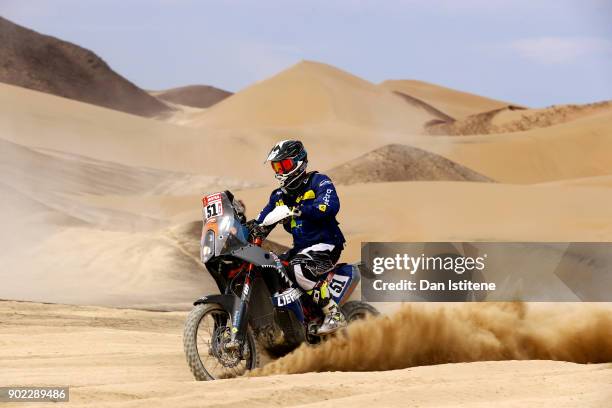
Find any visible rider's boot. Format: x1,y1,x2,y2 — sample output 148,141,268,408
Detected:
319,299,347,335
307,280,347,335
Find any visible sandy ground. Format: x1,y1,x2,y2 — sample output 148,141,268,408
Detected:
1,301,610,408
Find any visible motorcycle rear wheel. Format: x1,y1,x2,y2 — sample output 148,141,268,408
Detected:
183,303,259,380
342,300,380,322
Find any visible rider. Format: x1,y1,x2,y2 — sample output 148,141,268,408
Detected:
250,140,347,335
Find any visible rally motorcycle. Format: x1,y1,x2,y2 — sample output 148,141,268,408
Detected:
183,191,378,380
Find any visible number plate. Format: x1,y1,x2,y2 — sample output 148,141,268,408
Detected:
328,274,350,298
203,193,224,219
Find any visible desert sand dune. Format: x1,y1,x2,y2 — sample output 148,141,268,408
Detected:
0,137,254,204
0,181,86,262
9,177,612,308
537,174,612,188
0,17,170,117
0,83,271,182
0,223,213,309
327,144,491,184
187,61,439,132
7,75,610,189
76,173,612,268
0,136,257,231
0,83,428,185
380,79,515,119
0,135,251,308
0,180,84,226
391,89,456,123
428,100,612,135
153,85,232,108
409,109,612,183
156,101,209,126
1,137,197,197
0,144,264,310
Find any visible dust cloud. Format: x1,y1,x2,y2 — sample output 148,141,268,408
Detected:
251,303,612,376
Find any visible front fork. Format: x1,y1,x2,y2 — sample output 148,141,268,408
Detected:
227,237,262,349
228,263,254,348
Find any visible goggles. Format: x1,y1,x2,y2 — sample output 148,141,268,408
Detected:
271,158,297,175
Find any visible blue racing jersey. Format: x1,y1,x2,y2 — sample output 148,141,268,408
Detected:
256,172,346,250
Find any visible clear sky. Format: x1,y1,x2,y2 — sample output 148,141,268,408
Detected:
2,0,611,107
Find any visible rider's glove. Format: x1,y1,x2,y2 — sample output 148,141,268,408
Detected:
290,206,302,217
246,219,270,241
280,206,301,228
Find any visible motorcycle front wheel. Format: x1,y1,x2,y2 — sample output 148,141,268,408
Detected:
183,303,259,380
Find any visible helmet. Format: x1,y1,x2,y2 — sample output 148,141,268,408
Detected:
266,140,308,190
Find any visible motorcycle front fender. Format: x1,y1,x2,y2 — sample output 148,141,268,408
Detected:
193,293,239,310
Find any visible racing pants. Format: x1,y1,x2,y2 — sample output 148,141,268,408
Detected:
283,243,342,307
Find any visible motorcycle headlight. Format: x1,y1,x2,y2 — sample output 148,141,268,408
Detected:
201,229,215,263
